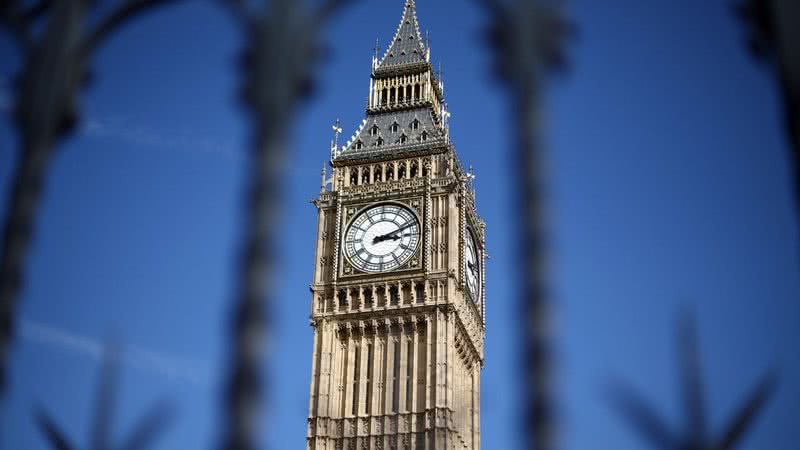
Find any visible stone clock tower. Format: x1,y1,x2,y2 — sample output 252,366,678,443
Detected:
307,2,486,449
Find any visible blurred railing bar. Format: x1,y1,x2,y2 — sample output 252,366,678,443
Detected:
216,1,350,449
0,0,179,399
738,0,800,229
36,343,175,450
610,314,778,450
476,0,569,449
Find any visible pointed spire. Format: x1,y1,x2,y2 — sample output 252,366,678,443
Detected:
375,0,429,70
372,38,380,70
333,0,450,162
425,30,431,61
320,163,328,193
330,118,342,160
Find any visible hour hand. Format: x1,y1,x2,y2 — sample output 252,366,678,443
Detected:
373,224,414,244
372,232,397,244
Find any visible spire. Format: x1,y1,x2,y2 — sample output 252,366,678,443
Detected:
372,38,380,70
320,163,328,193
333,0,449,162
330,119,342,160
375,0,429,70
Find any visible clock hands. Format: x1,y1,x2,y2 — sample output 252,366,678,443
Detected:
373,222,416,244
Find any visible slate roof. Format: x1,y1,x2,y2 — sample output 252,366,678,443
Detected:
334,108,446,162
332,1,447,163
375,0,429,70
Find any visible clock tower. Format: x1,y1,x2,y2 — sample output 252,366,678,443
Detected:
307,2,486,449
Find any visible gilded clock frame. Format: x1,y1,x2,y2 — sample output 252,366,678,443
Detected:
338,197,426,279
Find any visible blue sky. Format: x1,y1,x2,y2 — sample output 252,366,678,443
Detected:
1,0,799,449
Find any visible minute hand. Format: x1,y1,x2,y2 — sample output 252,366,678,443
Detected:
374,223,415,244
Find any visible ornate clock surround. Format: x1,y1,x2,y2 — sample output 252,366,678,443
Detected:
339,196,426,278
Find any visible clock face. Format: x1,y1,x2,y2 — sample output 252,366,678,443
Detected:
344,204,420,273
465,228,480,303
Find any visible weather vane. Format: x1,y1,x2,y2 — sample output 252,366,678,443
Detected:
467,165,476,185
330,118,342,155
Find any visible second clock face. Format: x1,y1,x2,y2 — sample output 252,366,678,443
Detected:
465,228,481,303
344,204,420,273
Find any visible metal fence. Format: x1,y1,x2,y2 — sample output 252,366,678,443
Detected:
1,0,795,449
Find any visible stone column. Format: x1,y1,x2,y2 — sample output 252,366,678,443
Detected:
358,322,368,417
308,320,321,416
446,311,455,411
328,327,342,418
398,319,409,415
318,321,332,418
370,321,381,417
343,324,355,419
331,326,343,419
386,331,397,415
410,318,420,449
424,316,433,449
472,361,481,450
396,280,403,306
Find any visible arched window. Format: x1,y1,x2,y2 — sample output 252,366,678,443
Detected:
352,344,361,415
381,88,388,106
400,134,408,144
414,84,421,100
362,169,369,185
410,119,420,130
421,131,428,141
398,162,406,179
391,122,399,133
355,140,364,150
405,339,413,410
374,165,383,182
386,164,395,181
364,288,374,308
406,85,412,101
390,88,396,104
370,125,379,136
350,168,358,185
365,343,374,412
376,137,384,147
392,339,400,412
410,161,418,177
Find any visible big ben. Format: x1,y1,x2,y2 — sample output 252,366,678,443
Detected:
306,2,486,449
